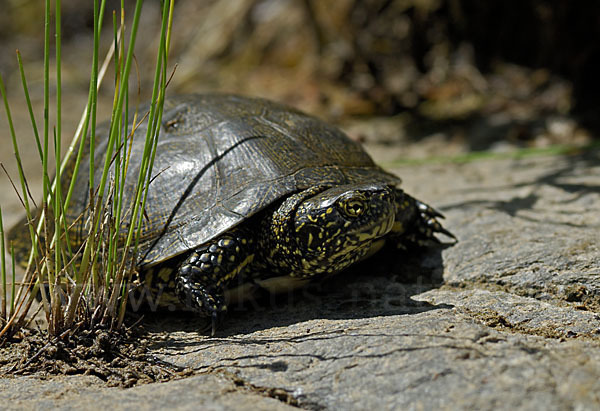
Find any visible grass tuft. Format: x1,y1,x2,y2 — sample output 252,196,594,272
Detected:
0,0,175,344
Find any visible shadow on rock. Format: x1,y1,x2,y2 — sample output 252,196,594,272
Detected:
441,147,600,228
141,244,453,338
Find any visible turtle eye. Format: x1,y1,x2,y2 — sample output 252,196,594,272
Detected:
338,195,368,218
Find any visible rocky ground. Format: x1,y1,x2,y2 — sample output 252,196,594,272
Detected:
1,1,599,408
1,142,598,410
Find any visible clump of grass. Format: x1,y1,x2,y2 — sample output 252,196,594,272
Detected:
0,0,175,343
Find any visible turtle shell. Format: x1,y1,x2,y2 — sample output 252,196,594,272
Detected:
66,94,400,267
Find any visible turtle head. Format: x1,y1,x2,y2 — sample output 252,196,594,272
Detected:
286,183,396,276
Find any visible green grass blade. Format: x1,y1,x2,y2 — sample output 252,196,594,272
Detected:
0,206,6,321
0,72,39,309
129,0,172,252
115,0,175,327
10,243,16,317
62,0,108,328
16,51,43,163
52,0,64,334
0,74,35,224
43,0,50,203
75,0,144,322
94,0,143,225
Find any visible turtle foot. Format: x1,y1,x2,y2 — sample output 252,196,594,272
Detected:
415,200,457,244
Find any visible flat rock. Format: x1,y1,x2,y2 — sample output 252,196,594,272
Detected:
2,148,599,410
0,374,296,410
425,152,600,305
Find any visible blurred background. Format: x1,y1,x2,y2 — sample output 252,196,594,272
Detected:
0,0,598,178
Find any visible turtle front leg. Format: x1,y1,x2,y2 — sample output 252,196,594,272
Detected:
391,188,456,247
175,228,255,335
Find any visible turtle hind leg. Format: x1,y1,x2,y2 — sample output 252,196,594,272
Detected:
391,189,456,248
175,228,255,335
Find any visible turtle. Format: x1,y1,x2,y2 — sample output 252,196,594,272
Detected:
10,94,454,333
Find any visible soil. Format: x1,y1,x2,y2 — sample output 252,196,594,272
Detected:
0,325,192,388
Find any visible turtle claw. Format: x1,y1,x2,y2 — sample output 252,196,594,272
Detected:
416,200,445,219
211,311,220,336
423,215,457,242
415,200,456,243
435,223,457,242
198,308,224,336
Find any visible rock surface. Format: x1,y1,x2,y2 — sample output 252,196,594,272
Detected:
1,148,599,410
